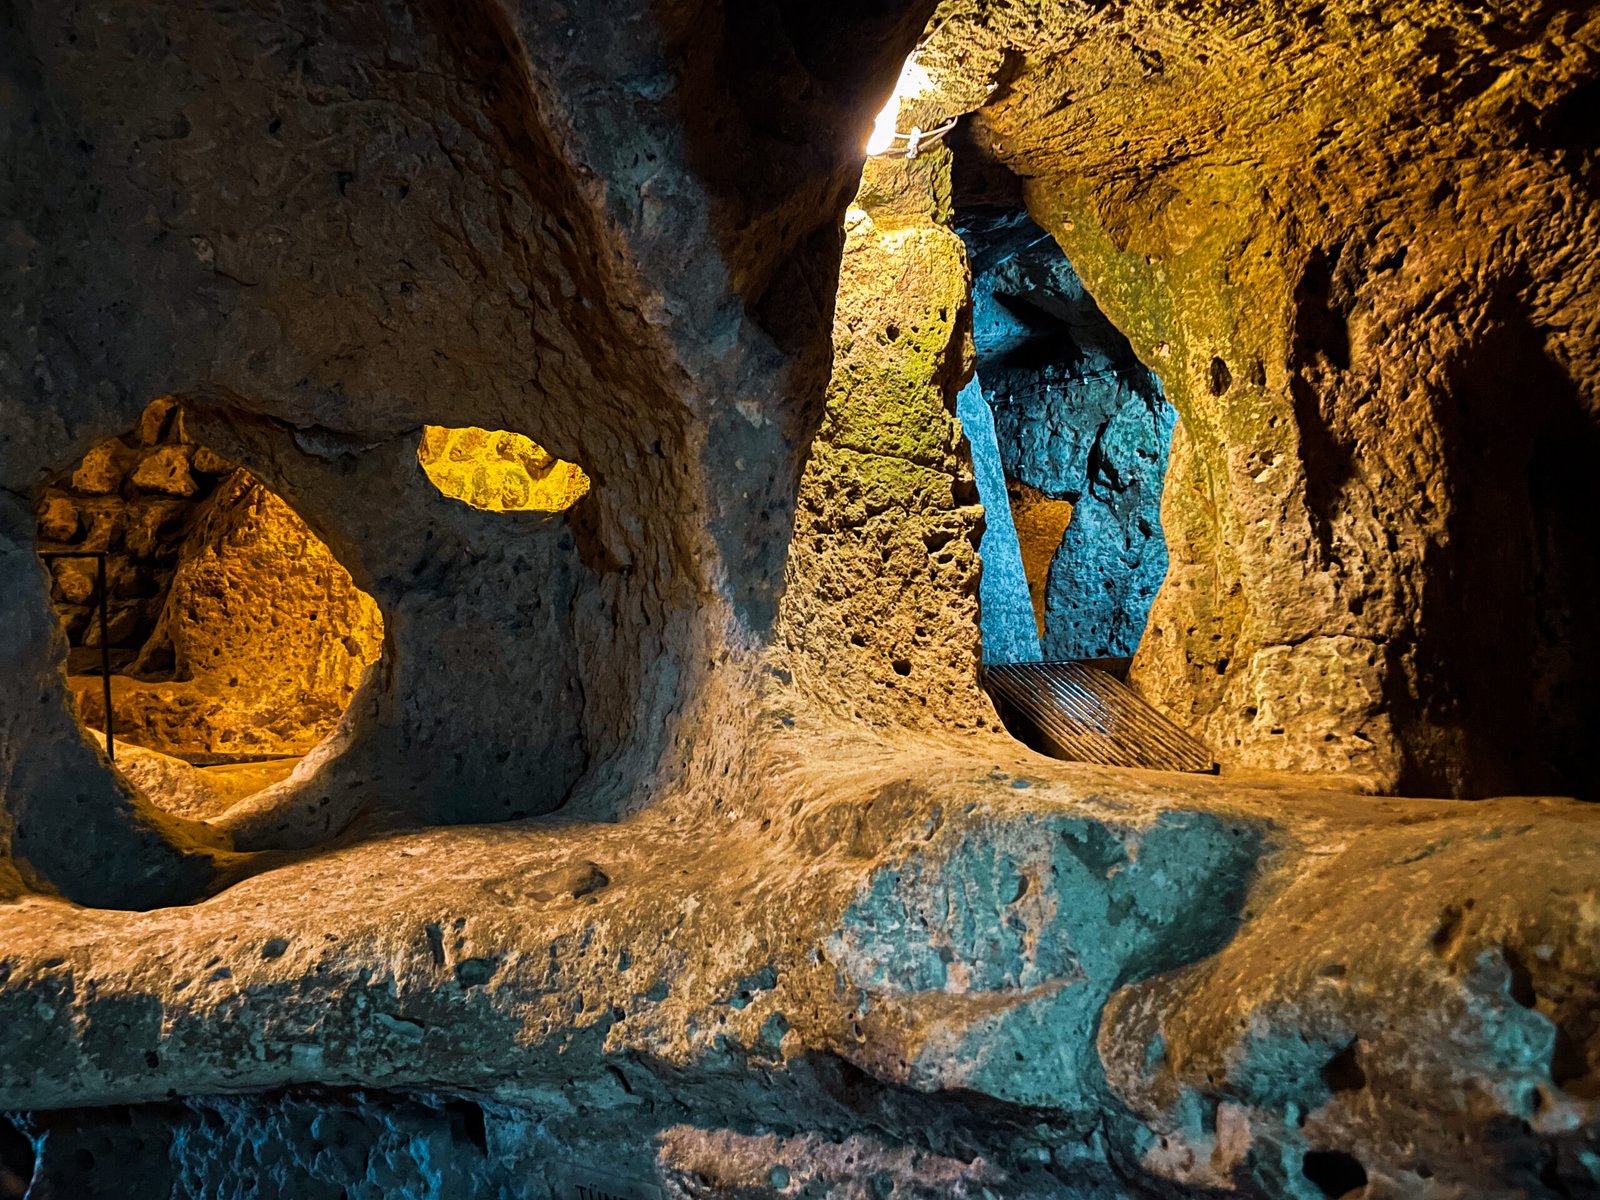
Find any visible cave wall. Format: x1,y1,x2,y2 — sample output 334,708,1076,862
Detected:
773,151,994,731
919,0,1600,797
0,0,937,901
3,3,1600,1199
962,213,1176,663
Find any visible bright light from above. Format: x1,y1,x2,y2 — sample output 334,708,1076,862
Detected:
866,56,935,156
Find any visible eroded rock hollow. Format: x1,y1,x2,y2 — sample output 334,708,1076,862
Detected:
2,1,1598,1197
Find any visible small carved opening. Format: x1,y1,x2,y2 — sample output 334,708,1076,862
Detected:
418,426,590,513
34,398,384,821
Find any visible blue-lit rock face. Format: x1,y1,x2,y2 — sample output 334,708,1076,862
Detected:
961,211,1177,661
956,377,1043,665
828,808,1262,1112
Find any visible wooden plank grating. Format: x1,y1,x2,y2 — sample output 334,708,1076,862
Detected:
984,660,1217,774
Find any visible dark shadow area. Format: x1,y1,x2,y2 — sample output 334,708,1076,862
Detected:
1406,300,1600,800
1519,75,1600,198
1302,1149,1368,1198
0,1118,33,1200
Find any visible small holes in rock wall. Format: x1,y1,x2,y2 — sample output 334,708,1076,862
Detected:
1302,1149,1368,1198
1209,355,1233,395
418,426,589,513
1501,945,1538,1008
1321,1039,1368,1093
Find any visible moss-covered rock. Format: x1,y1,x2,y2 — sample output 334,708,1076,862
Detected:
775,148,992,730
919,0,1600,797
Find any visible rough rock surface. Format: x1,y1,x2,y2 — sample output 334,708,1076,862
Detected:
33,398,240,668
774,151,992,730
71,470,384,760
963,213,1175,661
922,0,1600,797
1,0,936,901
417,425,591,513
2,1,1599,1198
957,377,1042,665
79,734,298,823
1,735,1597,1198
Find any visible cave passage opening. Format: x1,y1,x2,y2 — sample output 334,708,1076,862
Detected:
846,44,1205,771
33,398,385,822
955,207,1178,675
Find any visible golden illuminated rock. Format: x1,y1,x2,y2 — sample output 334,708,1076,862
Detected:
1006,481,1074,637
70,443,122,495
73,470,384,759
418,425,590,513
129,444,198,497
36,496,79,542
133,396,178,446
50,559,95,605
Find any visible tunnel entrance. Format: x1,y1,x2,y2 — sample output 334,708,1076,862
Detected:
955,208,1177,672
948,205,1209,772
34,398,384,821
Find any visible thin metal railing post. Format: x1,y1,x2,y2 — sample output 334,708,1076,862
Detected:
38,550,116,763
95,552,114,763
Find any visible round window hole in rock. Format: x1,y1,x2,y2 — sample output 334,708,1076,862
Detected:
34,398,385,823
418,425,590,513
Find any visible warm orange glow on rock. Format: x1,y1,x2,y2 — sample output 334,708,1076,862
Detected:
1007,482,1074,638
38,399,386,770
418,426,590,513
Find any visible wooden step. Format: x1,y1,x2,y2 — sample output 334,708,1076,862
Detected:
984,660,1217,774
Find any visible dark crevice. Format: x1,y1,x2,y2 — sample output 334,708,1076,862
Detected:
1302,1149,1368,1197
1321,1039,1367,1093
1501,946,1538,1009
444,1100,488,1156
0,1119,32,1200
1288,245,1358,566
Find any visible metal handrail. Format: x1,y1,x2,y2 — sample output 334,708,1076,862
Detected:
38,551,115,762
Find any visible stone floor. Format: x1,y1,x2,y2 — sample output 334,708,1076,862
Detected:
2,724,1594,1196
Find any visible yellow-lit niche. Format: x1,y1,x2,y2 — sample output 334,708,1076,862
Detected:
418,426,590,513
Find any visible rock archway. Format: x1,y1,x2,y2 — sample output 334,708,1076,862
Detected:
36,400,385,821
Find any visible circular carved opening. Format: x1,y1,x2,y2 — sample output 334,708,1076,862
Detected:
33,398,384,821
